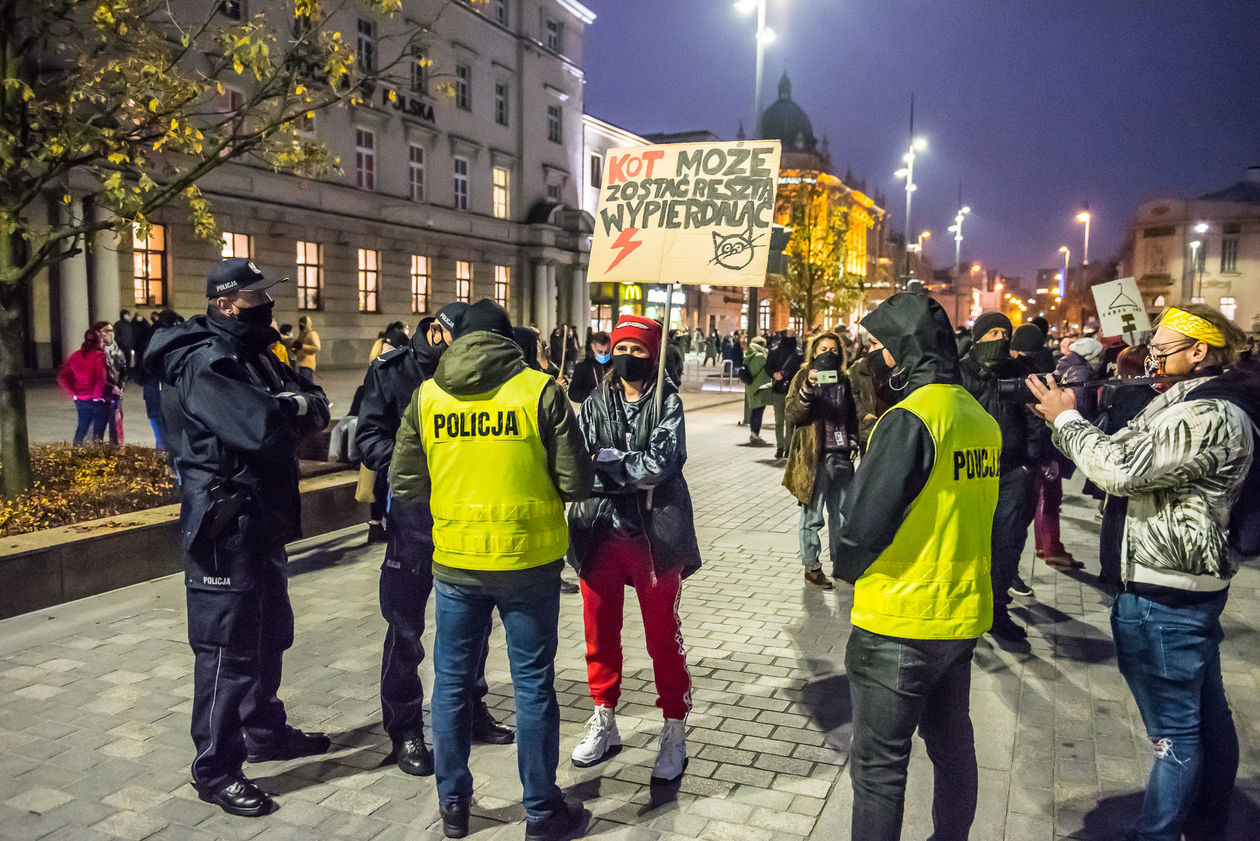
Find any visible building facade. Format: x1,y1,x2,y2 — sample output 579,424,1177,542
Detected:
1123,167,1260,336
27,0,597,368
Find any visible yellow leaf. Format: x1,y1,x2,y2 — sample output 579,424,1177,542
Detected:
62,193,71,204
148,98,159,112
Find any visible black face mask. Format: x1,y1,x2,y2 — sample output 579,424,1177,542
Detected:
612,353,654,383
814,350,841,371
237,300,275,328
970,339,1010,369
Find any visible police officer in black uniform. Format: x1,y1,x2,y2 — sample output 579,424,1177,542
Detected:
146,258,332,817
355,302,514,778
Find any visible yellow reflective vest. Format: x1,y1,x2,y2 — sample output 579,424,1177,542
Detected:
418,368,568,571
851,383,1002,640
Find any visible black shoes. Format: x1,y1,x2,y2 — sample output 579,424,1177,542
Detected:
472,703,516,745
525,796,590,841
368,521,388,544
245,726,332,763
394,733,434,776
559,577,581,595
1008,576,1035,597
439,798,470,838
990,612,1029,644
197,777,274,817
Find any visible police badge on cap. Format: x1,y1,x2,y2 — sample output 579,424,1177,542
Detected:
205,258,288,299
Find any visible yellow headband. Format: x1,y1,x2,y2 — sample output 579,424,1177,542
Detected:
1160,307,1226,347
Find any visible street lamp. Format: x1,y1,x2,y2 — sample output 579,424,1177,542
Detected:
894,137,927,283
1058,246,1070,298
1076,211,1091,266
947,206,970,281
916,230,931,253
735,0,775,135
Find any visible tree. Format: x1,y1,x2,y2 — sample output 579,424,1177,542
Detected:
772,172,865,331
0,0,454,495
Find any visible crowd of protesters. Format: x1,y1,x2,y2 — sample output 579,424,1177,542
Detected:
103,255,1259,841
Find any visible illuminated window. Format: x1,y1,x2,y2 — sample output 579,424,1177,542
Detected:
758,299,771,331
221,231,250,258
455,260,472,302
455,64,470,110
358,248,380,312
409,145,425,202
790,316,804,334
356,129,375,190
132,224,166,306
494,81,509,126
453,157,469,210
492,166,510,219
493,265,510,307
1219,296,1237,320
296,241,321,310
410,255,430,313
546,104,562,144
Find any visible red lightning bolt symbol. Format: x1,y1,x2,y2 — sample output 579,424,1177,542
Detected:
606,227,643,273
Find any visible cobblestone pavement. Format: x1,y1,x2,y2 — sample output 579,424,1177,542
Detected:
2,399,1258,841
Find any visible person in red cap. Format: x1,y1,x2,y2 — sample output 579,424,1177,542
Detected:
566,314,701,784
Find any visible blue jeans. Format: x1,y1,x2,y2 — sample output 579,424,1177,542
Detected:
73,399,109,445
432,576,563,819
846,627,978,841
800,453,853,568
1111,589,1237,841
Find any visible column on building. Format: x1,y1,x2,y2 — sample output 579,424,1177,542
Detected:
545,263,558,335
532,261,550,331
59,199,91,360
90,204,121,323
570,266,589,334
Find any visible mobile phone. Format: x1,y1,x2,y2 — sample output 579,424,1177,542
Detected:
815,369,838,384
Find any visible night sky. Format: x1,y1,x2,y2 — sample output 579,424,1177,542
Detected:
581,0,1260,289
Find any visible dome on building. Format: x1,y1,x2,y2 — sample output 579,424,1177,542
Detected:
757,72,817,155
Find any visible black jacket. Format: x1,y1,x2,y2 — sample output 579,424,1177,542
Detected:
569,356,612,405
832,293,959,584
567,379,702,580
958,354,1043,471
145,309,330,551
767,335,803,394
355,317,442,473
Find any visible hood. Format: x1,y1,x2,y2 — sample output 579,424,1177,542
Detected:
434,331,527,396
145,309,278,384
409,316,442,378
1188,367,1260,425
860,293,959,392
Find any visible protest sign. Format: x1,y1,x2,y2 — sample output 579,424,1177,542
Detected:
1090,277,1151,344
590,140,782,288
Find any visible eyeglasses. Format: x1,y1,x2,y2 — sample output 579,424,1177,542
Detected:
1147,339,1195,359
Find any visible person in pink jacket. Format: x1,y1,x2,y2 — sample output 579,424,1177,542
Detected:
57,329,109,445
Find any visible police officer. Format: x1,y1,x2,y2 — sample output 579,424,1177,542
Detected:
830,293,1002,841
354,303,514,779
145,258,332,817
390,299,594,841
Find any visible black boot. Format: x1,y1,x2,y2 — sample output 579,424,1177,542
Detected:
245,725,331,763
393,732,434,776
197,777,274,817
439,798,470,838
471,702,515,745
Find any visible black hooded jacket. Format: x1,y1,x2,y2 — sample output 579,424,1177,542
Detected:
355,317,443,473
145,308,330,551
958,353,1044,472
832,293,961,584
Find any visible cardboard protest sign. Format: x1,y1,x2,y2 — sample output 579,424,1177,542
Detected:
1091,277,1151,343
590,140,782,288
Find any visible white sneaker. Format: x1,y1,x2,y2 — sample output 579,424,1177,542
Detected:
749,432,764,444
571,706,620,768
651,718,688,782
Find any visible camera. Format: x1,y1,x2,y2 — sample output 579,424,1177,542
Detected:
997,377,1037,403
815,369,838,384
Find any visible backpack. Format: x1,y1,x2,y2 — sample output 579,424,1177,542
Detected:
738,365,753,385
1188,371,1260,557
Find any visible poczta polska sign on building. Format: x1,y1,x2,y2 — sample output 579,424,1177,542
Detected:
590,141,783,290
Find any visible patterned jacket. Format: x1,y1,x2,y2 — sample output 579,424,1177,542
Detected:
1051,376,1254,591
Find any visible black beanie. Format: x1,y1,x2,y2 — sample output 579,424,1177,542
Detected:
456,298,513,339
971,311,1013,341
1011,324,1045,353
1030,316,1050,336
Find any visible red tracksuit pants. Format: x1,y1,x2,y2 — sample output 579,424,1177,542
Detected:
579,536,692,720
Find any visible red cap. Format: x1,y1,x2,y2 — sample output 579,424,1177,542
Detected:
610,315,662,360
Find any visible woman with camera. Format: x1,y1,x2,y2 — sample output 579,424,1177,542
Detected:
783,332,858,590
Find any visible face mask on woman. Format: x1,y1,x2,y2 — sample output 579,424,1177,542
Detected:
612,353,654,383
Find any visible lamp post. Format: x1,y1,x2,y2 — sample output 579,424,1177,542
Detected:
1192,222,1208,300
894,136,926,285
1058,246,1070,299
947,206,970,282
735,0,775,335
1076,211,1091,266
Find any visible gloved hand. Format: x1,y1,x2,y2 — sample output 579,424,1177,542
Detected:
277,391,311,417
1042,460,1061,482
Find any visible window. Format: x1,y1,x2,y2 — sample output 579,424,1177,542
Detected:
790,316,804,335
221,231,251,258
409,145,425,202
222,86,246,114
358,248,380,312
356,18,376,73
355,128,375,190
295,241,322,310
544,17,562,52
132,224,166,306
1193,242,1207,273
410,47,428,94
493,265,510,307
492,166,510,219
455,260,472,302
410,255,430,313
494,0,508,25
546,104,562,144
546,182,561,201
589,153,602,189
494,82,509,126
1219,296,1237,321
455,64,470,110
1221,237,1238,273
453,157,469,210
758,299,771,331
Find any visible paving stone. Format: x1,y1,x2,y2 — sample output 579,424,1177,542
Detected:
88,810,168,841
